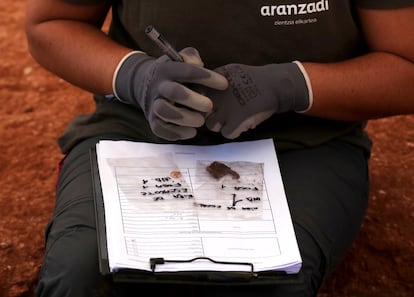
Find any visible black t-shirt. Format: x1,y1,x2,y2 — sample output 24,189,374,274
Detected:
58,0,414,154
110,1,362,66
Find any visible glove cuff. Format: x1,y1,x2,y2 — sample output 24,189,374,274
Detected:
292,61,313,113
112,50,146,103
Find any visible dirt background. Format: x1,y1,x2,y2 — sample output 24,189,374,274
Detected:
1,1,413,297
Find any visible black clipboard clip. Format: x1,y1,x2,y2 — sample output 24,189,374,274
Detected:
150,257,257,282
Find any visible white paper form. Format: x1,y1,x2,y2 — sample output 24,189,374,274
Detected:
96,139,302,274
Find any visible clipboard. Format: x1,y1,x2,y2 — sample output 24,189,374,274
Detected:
89,146,303,286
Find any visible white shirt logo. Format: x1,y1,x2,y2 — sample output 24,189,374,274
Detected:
261,0,329,16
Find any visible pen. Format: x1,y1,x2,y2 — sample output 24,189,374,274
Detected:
145,25,184,62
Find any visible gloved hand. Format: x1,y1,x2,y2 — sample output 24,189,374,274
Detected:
113,47,228,140
205,62,313,139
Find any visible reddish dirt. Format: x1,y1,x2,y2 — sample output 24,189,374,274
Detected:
1,1,413,296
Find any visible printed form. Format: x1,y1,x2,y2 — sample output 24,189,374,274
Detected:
96,139,301,274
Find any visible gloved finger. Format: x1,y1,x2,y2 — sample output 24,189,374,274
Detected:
220,111,274,139
158,81,213,113
220,119,252,139
164,62,228,91
153,99,205,127
205,112,224,132
192,67,229,90
179,47,204,67
149,116,197,141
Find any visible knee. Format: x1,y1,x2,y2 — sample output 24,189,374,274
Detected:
36,226,105,297
293,224,327,297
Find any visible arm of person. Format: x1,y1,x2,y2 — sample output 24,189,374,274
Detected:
303,6,414,121
25,0,131,95
204,6,414,140
25,0,228,141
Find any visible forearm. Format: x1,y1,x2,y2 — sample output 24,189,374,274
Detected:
304,52,414,121
26,20,131,96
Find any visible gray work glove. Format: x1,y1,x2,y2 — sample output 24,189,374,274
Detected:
205,62,313,139
113,47,228,140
